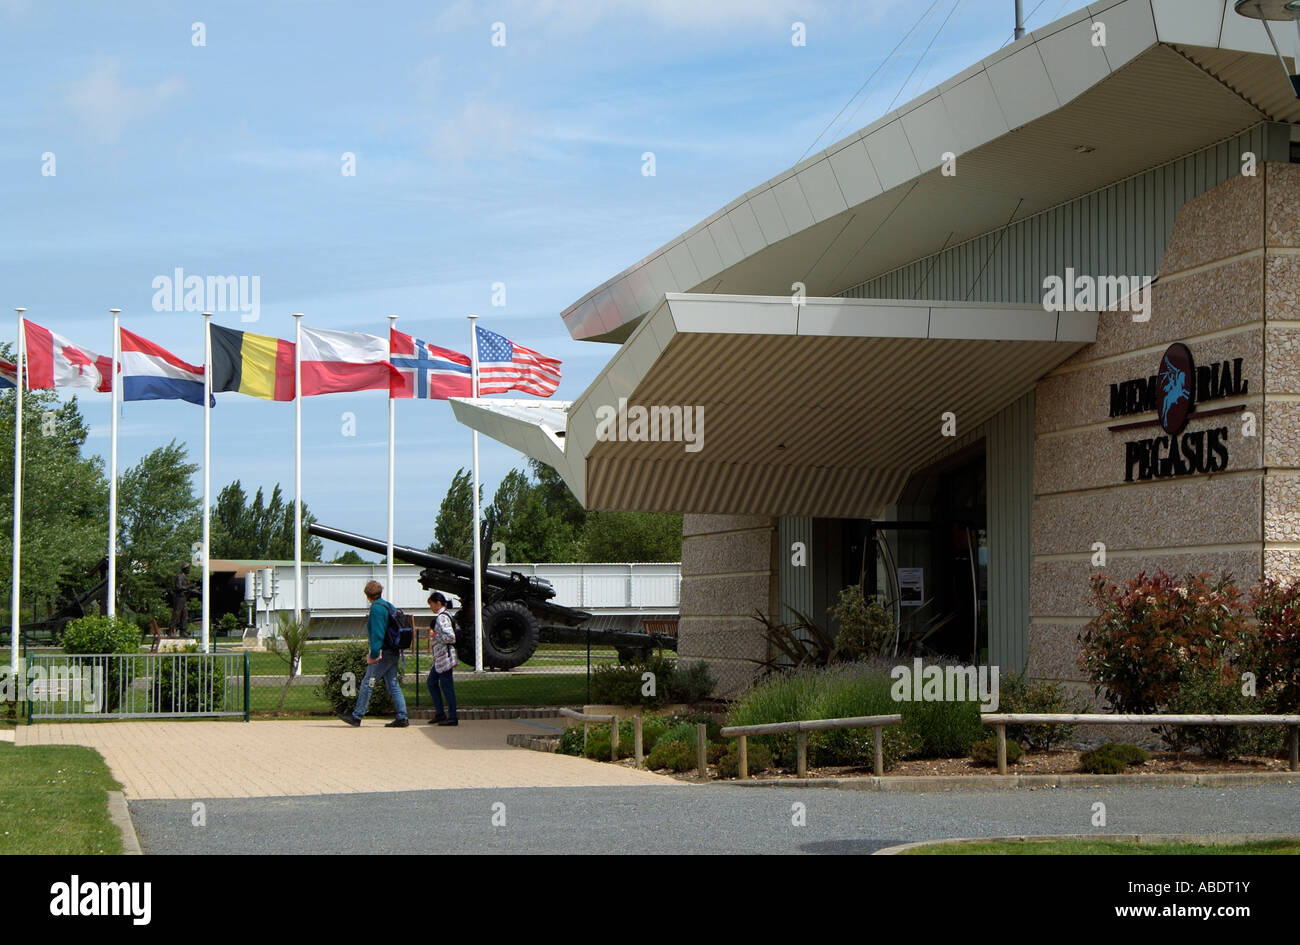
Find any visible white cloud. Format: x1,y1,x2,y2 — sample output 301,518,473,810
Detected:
428,97,542,163
64,59,184,142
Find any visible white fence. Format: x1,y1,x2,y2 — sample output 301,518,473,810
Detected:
247,561,680,636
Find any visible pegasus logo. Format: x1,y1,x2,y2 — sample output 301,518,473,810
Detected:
1159,354,1189,425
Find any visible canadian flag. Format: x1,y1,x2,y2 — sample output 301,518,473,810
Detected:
23,320,112,392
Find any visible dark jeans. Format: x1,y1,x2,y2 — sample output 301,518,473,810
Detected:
426,668,457,720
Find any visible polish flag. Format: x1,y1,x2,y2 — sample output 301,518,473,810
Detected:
299,327,399,397
24,320,112,391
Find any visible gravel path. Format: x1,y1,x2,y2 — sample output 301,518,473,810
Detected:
129,782,1300,855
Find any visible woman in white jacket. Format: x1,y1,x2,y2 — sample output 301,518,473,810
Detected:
426,592,459,726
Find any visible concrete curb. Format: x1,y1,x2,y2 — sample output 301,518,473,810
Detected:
718,771,1300,791
107,791,141,855
873,833,1300,854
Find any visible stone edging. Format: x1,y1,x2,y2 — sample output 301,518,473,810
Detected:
873,833,1300,855
507,733,561,752
409,708,564,720
107,791,141,855
718,771,1300,791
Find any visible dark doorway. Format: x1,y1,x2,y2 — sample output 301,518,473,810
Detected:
846,450,987,661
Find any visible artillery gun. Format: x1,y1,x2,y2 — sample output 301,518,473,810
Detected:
308,523,677,669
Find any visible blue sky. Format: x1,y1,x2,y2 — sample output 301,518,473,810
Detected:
0,0,1089,559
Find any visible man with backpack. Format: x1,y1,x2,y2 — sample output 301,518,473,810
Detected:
339,579,409,728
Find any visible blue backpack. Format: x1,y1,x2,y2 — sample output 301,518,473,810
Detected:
385,602,413,651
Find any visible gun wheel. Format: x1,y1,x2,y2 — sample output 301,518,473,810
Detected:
454,600,539,670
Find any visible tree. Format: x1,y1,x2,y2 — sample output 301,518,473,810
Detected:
578,509,682,562
528,458,586,533
117,441,202,625
211,480,322,562
431,468,480,560
0,380,109,626
485,468,579,562
330,550,365,564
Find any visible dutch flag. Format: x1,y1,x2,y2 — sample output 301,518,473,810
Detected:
120,327,210,406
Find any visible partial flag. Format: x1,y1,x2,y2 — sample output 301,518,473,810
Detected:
120,327,209,406
0,359,17,390
474,326,561,397
24,321,112,391
300,327,396,396
210,324,295,401
390,329,472,399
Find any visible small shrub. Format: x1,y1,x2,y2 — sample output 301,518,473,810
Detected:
998,671,1089,750
900,699,984,759
217,612,242,636
716,740,773,778
830,586,894,660
1245,578,1300,713
1078,570,1247,713
1080,746,1126,774
62,615,142,656
647,739,695,772
970,736,1022,766
1163,663,1279,759
152,646,228,714
589,663,659,706
1108,743,1149,765
671,660,716,703
806,668,909,770
62,616,142,713
1080,742,1147,774
583,728,613,760
558,726,585,756
316,642,404,717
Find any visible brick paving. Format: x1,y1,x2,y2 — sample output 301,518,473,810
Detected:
14,719,675,799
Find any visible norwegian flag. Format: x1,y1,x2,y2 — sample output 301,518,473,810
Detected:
389,328,472,399
474,326,561,397
23,320,112,391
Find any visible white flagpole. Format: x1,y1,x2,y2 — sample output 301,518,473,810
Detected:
201,313,212,653
468,314,483,674
10,308,25,673
293,313,304,622
386,314,397,601
107,308,121,619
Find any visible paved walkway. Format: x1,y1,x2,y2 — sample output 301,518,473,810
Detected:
15,719,673,799
127,782,1300,855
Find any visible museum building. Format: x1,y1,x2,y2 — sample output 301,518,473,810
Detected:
453,0,1300,696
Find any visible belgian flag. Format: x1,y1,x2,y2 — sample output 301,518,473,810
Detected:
210,325,296,401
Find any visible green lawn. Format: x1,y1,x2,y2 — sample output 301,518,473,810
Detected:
903,838,1300,855
0,741,123,854
252,672,590,714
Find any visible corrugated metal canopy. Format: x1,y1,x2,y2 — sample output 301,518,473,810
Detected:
560,1,1297,344
452,294,1097,517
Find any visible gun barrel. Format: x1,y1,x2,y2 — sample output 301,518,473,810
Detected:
307,523,553,596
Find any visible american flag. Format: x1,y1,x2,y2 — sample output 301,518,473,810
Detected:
474,326,561,397
390,329,472,399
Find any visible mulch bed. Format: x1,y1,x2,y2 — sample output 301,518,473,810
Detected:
633,749,1293,782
